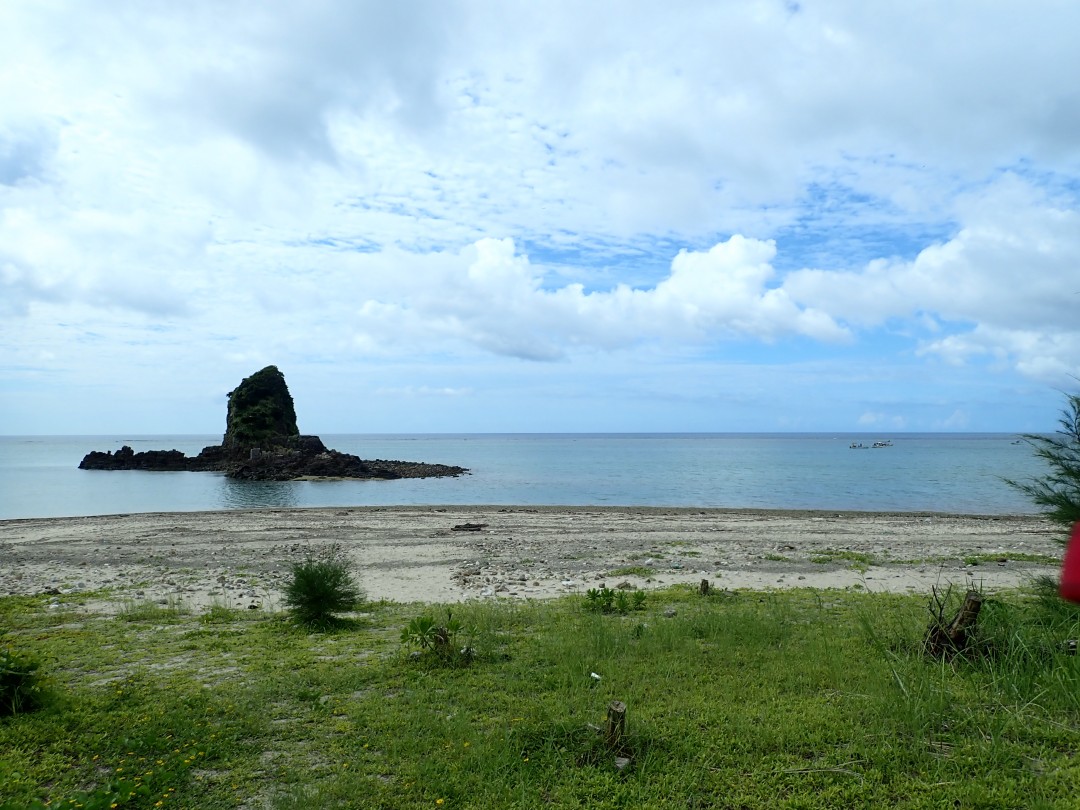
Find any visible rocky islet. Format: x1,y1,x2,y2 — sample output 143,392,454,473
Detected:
78,366,467,481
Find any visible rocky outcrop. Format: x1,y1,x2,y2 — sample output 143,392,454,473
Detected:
222,365,299,451
79,446,192,471
78,366,467,481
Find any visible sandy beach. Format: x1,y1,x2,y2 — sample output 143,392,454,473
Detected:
0,506,1064,614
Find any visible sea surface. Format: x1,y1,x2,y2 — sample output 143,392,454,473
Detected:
0,433,1051,520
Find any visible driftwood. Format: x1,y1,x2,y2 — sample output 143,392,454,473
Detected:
924,588,983,658
451,523,488,532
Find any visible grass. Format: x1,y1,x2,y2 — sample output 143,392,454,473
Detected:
605,566,654,578
809,549,876,572
118,598,190,623
2,586,1079,808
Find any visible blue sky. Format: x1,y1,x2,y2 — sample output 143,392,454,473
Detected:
2,1,1079,435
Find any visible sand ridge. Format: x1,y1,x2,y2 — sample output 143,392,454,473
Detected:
0,506,1064,614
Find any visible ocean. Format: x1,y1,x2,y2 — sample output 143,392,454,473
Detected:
0,433,1049,520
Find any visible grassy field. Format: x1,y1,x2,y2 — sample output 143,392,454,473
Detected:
2,583,1080,809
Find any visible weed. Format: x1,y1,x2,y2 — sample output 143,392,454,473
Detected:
584,587,646,614
0,647,43,716
401,610,473,666
810,549,875,572
283,543,363,629
606,565,653,578
201,603,245,624
118,598,189,622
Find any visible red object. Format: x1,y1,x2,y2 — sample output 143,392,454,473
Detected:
1060,522,1080,602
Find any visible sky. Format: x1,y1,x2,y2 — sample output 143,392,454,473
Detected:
2,1,1079,435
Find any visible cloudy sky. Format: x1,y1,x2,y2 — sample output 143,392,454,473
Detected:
3,1,1079,435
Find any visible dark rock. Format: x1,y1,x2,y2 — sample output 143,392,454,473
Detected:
79,446,191,471
222,365,299,452
78,366,467,482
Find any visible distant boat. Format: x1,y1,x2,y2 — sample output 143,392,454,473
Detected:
849,442,867,449
871,440,893,448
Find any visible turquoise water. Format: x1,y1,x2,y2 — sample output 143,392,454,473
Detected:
0,433,1048,519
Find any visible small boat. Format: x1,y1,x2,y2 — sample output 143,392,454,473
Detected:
849,442,867,449
871,440,893,448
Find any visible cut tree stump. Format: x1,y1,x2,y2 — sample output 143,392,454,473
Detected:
924,589,983,658
605,700,627,748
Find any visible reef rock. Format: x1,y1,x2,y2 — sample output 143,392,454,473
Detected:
78,366,467,481
78,446,191,471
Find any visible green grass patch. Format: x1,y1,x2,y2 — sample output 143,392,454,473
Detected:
809,550,876,572
2,586,1079,808
117,599,190,623
606,566,654,578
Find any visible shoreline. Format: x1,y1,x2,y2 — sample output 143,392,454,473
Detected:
1,506,1063,614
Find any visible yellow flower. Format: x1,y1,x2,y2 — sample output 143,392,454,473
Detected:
436,801,444,806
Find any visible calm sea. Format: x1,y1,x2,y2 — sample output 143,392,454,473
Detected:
0,433,1049,520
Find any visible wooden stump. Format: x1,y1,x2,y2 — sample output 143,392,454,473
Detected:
605,700,627,747
946,591,983,642
924,589,983,658
699,579,710,595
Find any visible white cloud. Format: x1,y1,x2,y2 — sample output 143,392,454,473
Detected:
3,1,1080,432
338,236,847,360
783,178,1080,383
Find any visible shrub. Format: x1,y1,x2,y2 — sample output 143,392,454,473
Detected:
401,610,473,665
283,544,362,628
0,647,44,716
1008,390,1080,535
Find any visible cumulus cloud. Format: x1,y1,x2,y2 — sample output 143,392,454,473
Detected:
3,1,1080,431
782,178,1080,383
343,236,847,360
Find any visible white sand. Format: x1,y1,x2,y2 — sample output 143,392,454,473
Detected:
0,506,1064,614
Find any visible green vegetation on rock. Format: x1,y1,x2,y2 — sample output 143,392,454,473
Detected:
223,365,299,450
